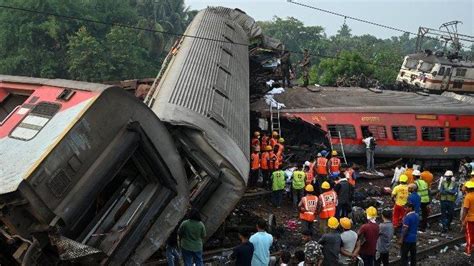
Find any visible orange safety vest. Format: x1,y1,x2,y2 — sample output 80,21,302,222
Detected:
260,136,269,151
269,151,276,170
251,152,260,170
276,143,284,156
261,152,270,170
270,138,278,147
306,163,315,184
345,169,356,186
319,190,338,219
274,154,283,170
299,195,318,222
329,157,341,174
251,138,260,147
316,157,328,175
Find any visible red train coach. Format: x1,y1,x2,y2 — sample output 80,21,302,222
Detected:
251,87,474,160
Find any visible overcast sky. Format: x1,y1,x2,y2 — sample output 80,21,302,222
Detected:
185,0,473,40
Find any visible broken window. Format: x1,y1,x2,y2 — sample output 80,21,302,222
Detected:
392,126,417,141
421,127,445,141
327,124,356,139
418,62,434,72
449,128,471,142
404,59,418,69
0,90,32,124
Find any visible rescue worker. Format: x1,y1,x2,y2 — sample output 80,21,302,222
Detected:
249,147,260,188
260,145,271,189
439,173,458,233
318,181,338,234
316,153,329,178
339,217,358,265
273,145,282,170
403,163,415,184
335,173,353,218
299,49,311,87
392,174,409,235
271,169,286,208
318,217,342,266
344,163,356,187
462,171,474,193
280,50,292,88
304,161,315,185
414,170,430,231
260,132,269,152
269,131,279,148
461,181,474,256
251,131,260,148
299,184,318,236
438,170,454,190
328,150,341,178
292,166,306,207
275,138,285,158
421,167,434,188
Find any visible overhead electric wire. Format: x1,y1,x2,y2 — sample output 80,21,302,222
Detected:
287,0,473,46
0,4,400,69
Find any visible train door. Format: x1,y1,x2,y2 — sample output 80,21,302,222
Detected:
439,66,452,91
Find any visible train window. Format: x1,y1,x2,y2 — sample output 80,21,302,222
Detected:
9,102,60,141
362,125,387,140
418,62,434,72
421,127,445,141
450,128,471,142
453,80,464,89
446,68,451,75
438,67,445,76
404,59,418,69
392,126,417,141
455,68,467,77
0,90,32,124
327,124,356,139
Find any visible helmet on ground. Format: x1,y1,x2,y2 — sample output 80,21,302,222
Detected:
413,170,421,176
272,131,279,137
321,181,330,189
317,153,322,157
305,184,314,192
278,138,285,143
328,217,339,229
331,150,338,156
254,131,260,137
340,217,352,230
399,174,408,183
366,206,377,218
444,170,453,177
265,145,272,151
466,181,474,189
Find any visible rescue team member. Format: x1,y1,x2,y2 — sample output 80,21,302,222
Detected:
414,170,430,231
318,181,338,234
462,171,474,193
260,132,269,152
292,166,306,207
249,147,260,188
304,161,315,185
328,150,341,177
438,170,453,190
318,217,341,266
269,131,279,148
275,138,285,157
251,131,260,148
354,206,379,266
273,145,282,170
421,167,434,188
399,203,419,266
461,181,474,256
440,173,458,233
316,153,329,177
298,185,318,236
392,174,409,235
403,163,415,184
339,217,358,265
271,169,286,208
260,146,271,189
343,164,356,187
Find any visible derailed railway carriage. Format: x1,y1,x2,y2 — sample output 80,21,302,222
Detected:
0,6,266,265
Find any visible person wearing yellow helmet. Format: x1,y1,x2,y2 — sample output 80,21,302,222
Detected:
354,206,380,266
269,131,279,147
392,174,409,232
318,181,338,234
298,184,318,236
318,217,342,266
462,180,474,255
328,150,341,177
339,217,358,265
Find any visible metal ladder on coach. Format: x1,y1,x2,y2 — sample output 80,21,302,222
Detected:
329,131,347,164
270,105,281,136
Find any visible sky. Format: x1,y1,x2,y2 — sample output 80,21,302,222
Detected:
185,0,473,40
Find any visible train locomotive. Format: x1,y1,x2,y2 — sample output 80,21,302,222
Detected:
0,6,274,265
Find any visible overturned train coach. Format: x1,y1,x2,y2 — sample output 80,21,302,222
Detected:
0,6,265,265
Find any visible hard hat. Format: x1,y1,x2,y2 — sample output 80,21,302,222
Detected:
304,161,311,167
466,181,474,189
331,150,338,156
265,145,272,151
254,131,260,137
317,153,322,157
399,174,408,183
444,170,453,177
327,217,339,229
321,150,328,156
272,131,279,137
413,170,421,176
321,181,330,190
305,184,314,192
366,206,378,218
339,217,352,230
278,138,285,143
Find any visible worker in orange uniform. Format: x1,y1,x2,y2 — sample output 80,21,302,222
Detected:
260,145,271,189
299,184,318,236
269,131,279,147
314,153,329,195
343,164,356,187
318,181,338,234
251,131,260,148
392,174,409,236
421,167,434,188
260,132,269,151
403,163,415,184
275,138,285,156
273,145,282,170
304,161,315,185
249,147,260,188
461,181,474,256
328,150,341,179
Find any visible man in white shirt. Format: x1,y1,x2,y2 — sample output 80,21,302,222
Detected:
362,132,376,172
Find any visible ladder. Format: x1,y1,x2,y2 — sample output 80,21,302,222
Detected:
270,105,281,136
328,131,347,164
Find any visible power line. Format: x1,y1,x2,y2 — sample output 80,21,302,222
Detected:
0,4,400,69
